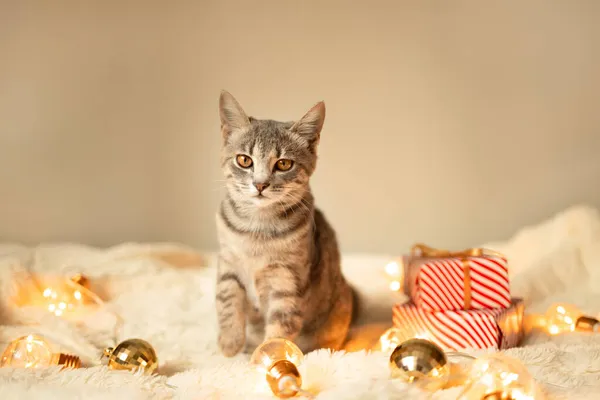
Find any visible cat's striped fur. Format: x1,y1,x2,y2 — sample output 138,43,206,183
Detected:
215,91,355,357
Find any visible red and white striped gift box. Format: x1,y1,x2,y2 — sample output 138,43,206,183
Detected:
403,245,511,311
392,298,524,351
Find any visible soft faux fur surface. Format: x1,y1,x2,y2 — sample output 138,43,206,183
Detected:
2,206,600,399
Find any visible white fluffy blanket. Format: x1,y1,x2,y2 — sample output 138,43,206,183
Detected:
1,205,600,399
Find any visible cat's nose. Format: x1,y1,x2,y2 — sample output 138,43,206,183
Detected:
254,182,270,193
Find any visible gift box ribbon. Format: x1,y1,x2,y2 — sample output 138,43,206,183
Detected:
410,243,506,310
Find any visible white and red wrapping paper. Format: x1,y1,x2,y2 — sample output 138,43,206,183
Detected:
402,245,511,311
392,298,524,351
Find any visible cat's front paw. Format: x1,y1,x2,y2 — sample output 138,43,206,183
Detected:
218,329,245,357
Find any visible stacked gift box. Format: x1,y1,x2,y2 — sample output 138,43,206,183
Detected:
392,243,524,351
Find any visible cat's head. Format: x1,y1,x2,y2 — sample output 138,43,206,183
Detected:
219,90,325,208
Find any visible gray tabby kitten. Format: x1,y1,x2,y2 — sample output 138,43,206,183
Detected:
215,91,356,357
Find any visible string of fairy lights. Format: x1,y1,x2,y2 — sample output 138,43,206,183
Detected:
1,261,598,399
1,271,157,373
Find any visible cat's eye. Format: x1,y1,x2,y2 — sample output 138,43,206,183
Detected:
275,159,294,171
236,154,253,168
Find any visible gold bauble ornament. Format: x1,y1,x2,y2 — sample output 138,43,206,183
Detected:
389,338,450,391
102,338,158,374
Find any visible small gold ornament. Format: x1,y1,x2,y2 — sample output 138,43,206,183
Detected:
102,338,158,374
389,338,450,391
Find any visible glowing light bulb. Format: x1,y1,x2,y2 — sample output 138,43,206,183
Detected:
249,338,307,398
379,327,408,354
39,274,99,317
385,259,404,292
545,303,599,335
385,261,401,277
379,327,433,354
457,353,542,400
0,335,81,369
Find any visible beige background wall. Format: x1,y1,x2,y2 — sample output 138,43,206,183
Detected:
1,1,599,253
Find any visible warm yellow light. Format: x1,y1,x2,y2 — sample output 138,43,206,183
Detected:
457,354,541,399
510,388,536,400
543,303,598,335
35,275,100,318
249,338,308,398
379,327,433,353
44,287,76,316
380,327,403,353
0,334,80,369
250,338,304,371
385,261,401,276
385,259,404,293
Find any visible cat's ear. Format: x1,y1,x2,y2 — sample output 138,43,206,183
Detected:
291,101,326,147
219,90,250,136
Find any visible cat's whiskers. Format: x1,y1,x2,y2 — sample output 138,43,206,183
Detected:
280,190,316,230
275,197,289,219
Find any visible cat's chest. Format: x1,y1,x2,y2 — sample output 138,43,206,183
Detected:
218,221,304,258
225,255,271,309
242,259,266,308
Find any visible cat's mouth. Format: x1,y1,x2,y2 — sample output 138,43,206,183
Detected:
250,192,275,207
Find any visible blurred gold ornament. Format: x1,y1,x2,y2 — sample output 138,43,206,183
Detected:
0,334,81,369
545,303,599,335
102,338,158,374
250,338,312,399
458,353,541,400
389,338,450,391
